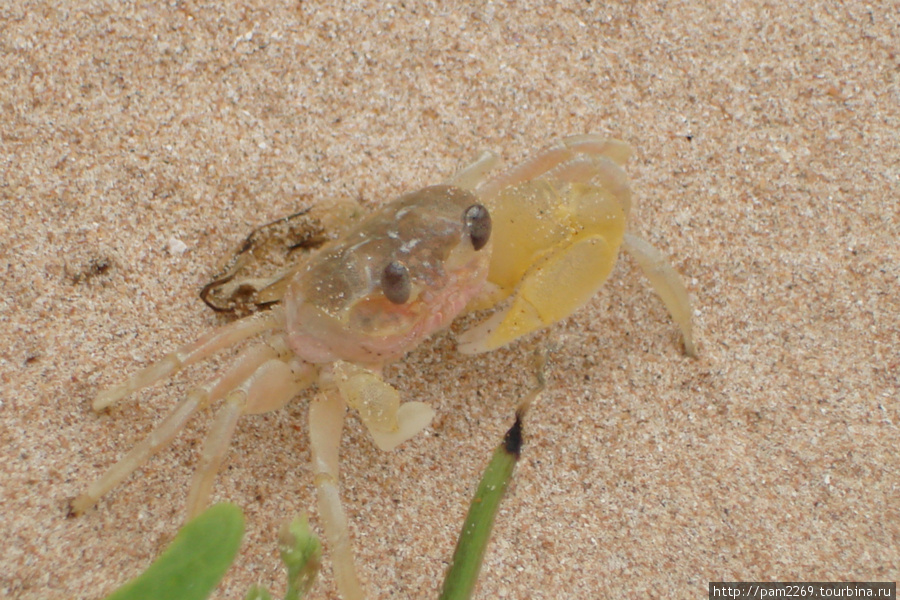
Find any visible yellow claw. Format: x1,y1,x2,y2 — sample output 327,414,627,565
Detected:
458,180,628,353
458,232,622,354
459,137,634,354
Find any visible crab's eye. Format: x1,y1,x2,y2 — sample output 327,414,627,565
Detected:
382,260,411,304
464,203,491,251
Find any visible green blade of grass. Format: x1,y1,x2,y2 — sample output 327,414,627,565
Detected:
103,503,244,600
439,411,524,600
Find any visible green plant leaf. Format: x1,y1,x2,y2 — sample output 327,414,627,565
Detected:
279,514,322,600
103,503,245,600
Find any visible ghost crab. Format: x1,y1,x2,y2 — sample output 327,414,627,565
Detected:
73,135,695,599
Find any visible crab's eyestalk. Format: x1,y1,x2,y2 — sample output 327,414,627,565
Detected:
382,260,412,304
463,203,491,251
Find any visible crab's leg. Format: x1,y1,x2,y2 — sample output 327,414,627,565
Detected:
71,339,284,515
446,150,500,191
184,391,245,521
622,233,696,357
331,361,435,452
94,310,283,411
185,352,315,520
308,384,366,600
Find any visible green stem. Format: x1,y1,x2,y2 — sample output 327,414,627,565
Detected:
439,412,524,600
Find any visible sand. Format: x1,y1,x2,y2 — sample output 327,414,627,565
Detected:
2,1,897,598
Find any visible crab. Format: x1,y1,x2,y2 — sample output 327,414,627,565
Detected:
73,135,695,599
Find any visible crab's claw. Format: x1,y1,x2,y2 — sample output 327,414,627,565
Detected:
457,135,695,356
457,174,628,354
